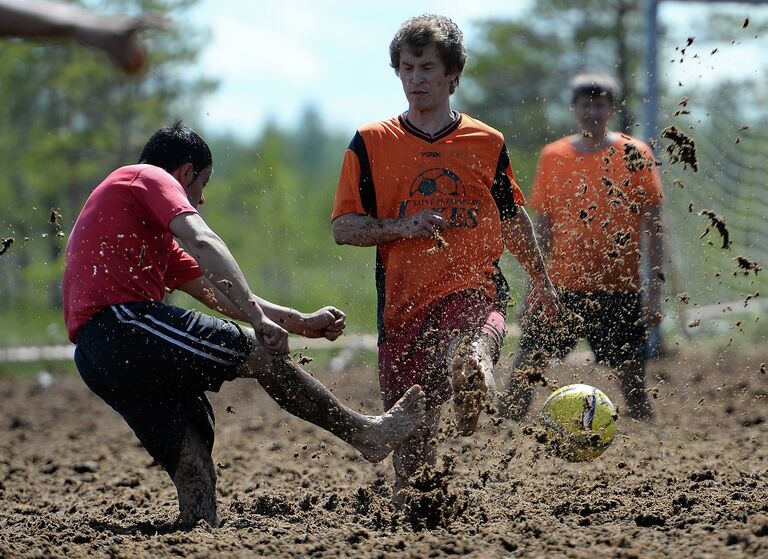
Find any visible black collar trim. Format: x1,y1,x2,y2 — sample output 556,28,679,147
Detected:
399,112,462,143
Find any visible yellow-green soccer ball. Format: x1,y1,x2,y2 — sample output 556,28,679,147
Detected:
539,384,618,462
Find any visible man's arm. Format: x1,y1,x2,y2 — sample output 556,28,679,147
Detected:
332,210,446,247
502,208,558,317
533,214,552,260
0,0,167,74
178,275,345,341
515,213,552,316
169,212,289,354
642,204,664,324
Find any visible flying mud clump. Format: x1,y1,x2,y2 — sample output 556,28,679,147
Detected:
661,126,698,172
734,256,762,276
698,209,731,249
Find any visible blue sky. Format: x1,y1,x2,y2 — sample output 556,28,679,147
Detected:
187,1,765,140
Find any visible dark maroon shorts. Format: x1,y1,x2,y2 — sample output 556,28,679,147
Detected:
378,290,506,409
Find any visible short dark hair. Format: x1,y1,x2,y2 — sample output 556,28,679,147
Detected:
389,14,467,94
570,72,621,106
138,120,212,174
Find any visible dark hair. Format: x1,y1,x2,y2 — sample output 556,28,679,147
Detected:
389,14,467,94
570,72,621,106
138,120,212,174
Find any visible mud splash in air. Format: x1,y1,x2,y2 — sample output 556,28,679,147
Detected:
661,126,698,171
0,237,13,256
734,256,762,276
698,209,732,249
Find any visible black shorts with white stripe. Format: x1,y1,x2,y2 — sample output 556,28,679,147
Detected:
74,301,253,476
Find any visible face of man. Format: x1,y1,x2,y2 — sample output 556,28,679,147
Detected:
184,164,213,209
573,95,615,138
398,43,457,113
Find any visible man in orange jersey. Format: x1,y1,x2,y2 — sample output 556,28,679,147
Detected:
500,72,664,421
332,14,557,504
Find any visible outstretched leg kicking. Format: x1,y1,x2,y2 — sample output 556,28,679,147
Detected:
450,334,497,436
240,345,426,463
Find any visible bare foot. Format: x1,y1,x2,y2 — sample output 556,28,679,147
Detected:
391,476,409,509
451,341,494,436
356,385,426,463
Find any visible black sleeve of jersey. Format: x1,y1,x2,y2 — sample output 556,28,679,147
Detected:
490,145,518,220
348,132,378,218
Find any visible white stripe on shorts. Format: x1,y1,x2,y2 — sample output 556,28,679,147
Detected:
110,305,235,366
118,304,248,358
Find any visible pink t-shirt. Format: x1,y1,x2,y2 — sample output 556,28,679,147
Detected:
63,164,203,341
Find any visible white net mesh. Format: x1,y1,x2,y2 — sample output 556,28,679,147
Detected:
658,91,767,326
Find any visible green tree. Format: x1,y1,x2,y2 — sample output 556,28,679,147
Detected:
458,0,649,151
193,112,379,331
0,0,214,312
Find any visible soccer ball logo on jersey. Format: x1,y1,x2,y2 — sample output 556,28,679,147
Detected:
400,168,479,229
410,168,465,197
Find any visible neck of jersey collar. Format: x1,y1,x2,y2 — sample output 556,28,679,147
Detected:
400,111,461,143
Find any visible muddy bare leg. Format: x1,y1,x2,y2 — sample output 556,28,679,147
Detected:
451,334,497,436
617,358,654,420
172,425,218,528
498,347,547,421
392,406,441,508
240,349,425,462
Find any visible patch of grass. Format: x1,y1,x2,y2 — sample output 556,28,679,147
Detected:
0,360,78,378
0,306,67,347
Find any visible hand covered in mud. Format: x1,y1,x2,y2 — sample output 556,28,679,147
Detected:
299,307,346,341
399,209,446,241
527,281,558,321
253,316,290,355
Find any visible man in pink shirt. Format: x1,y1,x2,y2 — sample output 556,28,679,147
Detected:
64,121,425,527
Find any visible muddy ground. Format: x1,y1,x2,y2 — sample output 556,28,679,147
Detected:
1,344,767,558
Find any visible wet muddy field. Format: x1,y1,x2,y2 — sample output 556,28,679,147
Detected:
1,344,767,558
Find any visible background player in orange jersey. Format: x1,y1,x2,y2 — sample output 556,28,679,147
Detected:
332,14,557,505
0,0,168,74
500,72,664,421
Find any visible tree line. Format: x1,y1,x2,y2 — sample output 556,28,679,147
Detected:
1,0,766,343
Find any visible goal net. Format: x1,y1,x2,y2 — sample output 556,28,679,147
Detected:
658,82,767,331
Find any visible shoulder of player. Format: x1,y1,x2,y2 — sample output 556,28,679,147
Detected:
346,120,400,158
614,133,654,155
127,164,184,191
540,136,575,158
356,116,402,137
457,113,504,140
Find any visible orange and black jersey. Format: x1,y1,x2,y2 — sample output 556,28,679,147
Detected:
333,112,526,339
530,134,663,293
